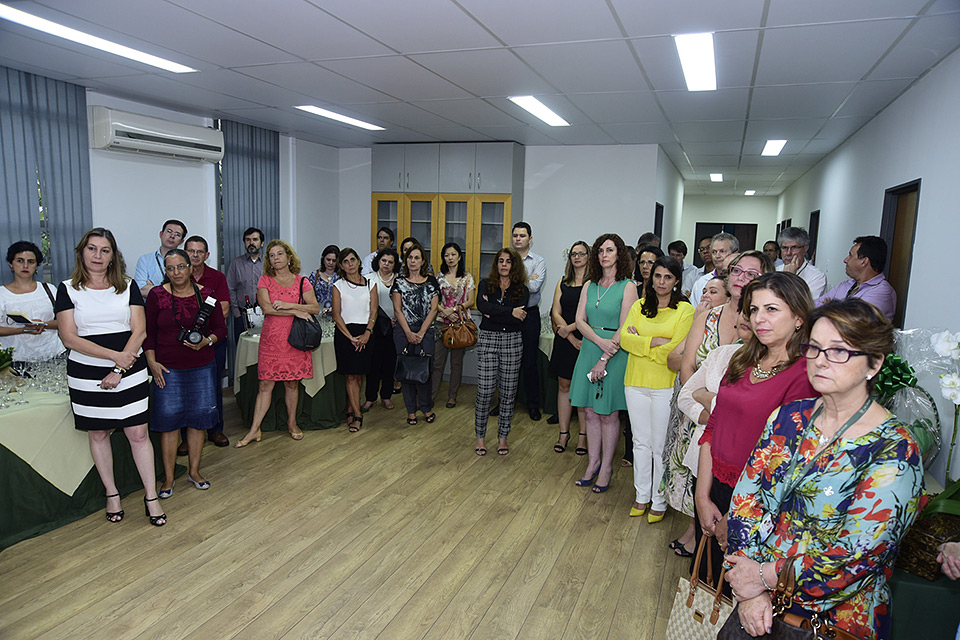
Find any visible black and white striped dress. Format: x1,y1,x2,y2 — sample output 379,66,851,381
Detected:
55,280,149,431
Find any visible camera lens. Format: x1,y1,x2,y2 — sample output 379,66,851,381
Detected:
187,330,204,345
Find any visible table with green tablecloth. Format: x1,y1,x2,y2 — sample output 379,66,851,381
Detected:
890,567,960,639
0,384,167,550
233,332,346,430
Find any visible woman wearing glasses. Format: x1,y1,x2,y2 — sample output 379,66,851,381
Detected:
693,272,817,591
724,298,923,640
144,249,226,498
662,250,774,556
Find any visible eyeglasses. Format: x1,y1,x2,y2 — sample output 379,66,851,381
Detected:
800,343,870,363
570,251,588,258
729,266,762,280
165,264,189,272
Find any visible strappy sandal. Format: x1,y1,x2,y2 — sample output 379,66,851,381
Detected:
424,412,436,423
575,434,588,456
143,497,166,527
105,493,124,523
554,431,570,453
475,447,487,456
349,417,363,433
407,416,418,426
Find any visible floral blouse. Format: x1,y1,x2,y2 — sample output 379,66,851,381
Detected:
728,398,924,640
308,270,339,312
436,273,475,325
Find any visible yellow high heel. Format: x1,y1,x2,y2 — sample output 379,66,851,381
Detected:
629,503,648,517
235,430,262,448
647,509,666,524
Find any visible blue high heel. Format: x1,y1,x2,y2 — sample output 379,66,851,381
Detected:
592,483,610,493
575,468,600,487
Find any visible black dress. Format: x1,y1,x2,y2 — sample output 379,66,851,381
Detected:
549,282,583,379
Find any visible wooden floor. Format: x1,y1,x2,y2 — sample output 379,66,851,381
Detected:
0,385,690,640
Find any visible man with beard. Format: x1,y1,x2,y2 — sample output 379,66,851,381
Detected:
226,227,264,343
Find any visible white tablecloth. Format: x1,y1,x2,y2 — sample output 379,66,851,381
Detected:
233,332,337,397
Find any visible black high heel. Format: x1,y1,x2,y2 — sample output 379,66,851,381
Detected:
105,493,124,523
143,497,167,527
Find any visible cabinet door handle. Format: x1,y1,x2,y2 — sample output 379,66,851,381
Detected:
477,172,481,190
406,172,409,189
468,172,472,190
398,172,402,190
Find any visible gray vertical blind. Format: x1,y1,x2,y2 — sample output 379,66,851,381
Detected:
219,120,280,270
0,66,92,284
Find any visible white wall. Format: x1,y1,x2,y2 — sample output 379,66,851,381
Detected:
778,47,960,480
657,148,685,243
522,144,660,297
286,137,340,272
86,92,217,274
679,195,780,253
339,148,373,257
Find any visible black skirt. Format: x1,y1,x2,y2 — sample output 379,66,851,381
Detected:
335,323,373,375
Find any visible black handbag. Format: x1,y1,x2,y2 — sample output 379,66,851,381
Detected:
287,277,322,351
394,344,431,384
375,307,392,338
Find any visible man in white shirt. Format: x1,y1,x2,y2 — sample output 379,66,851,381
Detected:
134,219,186,297
361,227,394,275
777,227,827,298
690,232,739,307
510,222,546,421
668,240,698,298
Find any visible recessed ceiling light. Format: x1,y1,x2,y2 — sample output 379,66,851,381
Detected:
673,33,716,92
762,140,788,156
745,190,756,196
294,105,385,131
0,2,197,73
710,173,723,182
508,96,570,127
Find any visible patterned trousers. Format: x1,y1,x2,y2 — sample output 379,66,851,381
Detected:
474,329,523,439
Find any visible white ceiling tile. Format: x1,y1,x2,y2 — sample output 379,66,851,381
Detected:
715,30,762,89
535,124,617,145
739,155,797,168
629,36,685,91
319,56,472,101
338,102,457,128
169,0,393,60
837,78,914,117
566,92,664,124
600,123,677,144
658,88,749,121
745,117,829,140
681,141,742,155
408,49,555,97
611,0,767,36
672,121,746,141
411,99,522,127
868,13,960,80
817,115,873,140
238,63,394,104
750,84,854,119
457,0,622,45
89,74,264,111
756,21,912,84
514,41,646,93
176,69,318,108
686,155,741,167
765,0,929,26
316,0,501,52
415,125,495,141
797,139,841,154
470,125,562,145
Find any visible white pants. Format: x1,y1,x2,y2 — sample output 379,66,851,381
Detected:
625,386,674,510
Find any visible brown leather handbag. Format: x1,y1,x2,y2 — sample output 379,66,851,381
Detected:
440,307,477,349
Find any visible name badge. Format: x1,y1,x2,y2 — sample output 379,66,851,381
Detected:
759,513,775,542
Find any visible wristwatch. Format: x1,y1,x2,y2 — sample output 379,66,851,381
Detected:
207,336,214,347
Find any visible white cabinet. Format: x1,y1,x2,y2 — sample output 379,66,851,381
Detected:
371,144,439,192
438,142,523,194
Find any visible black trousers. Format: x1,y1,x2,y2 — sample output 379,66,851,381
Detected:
365,327,396,401
519,306,541,410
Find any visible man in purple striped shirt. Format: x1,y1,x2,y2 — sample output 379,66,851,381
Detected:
816,236,897,321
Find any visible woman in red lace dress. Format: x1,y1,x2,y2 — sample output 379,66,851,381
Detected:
236,240,319,447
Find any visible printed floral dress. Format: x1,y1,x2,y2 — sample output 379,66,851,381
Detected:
727,398,924,640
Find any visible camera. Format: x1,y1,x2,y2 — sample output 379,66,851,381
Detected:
178,296,218,344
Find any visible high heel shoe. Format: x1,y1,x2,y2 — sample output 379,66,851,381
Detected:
158,481,175,499
144,497,166,527
288,427,304,440
105,493,124,523
186,475,211,490
234,430,262,448
575,468,600,487
554,431,570,453
647,509,666,524
349,417,363,433
592,484,610,493
629,503,648,517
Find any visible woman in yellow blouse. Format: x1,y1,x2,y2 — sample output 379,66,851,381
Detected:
621,256,694,522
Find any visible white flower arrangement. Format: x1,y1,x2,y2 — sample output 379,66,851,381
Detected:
931,330,960,480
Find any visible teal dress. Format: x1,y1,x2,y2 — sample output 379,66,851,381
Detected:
569,279,630,415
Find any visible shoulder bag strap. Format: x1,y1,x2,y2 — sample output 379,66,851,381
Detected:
41,282,56,309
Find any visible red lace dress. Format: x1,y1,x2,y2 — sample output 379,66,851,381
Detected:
257,274,313,381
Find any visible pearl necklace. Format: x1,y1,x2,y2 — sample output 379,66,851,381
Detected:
752,360,787,380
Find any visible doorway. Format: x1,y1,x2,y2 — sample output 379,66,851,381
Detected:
692,222,758,268
879,179,920,328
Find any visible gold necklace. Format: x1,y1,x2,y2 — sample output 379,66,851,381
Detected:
752,360,787,380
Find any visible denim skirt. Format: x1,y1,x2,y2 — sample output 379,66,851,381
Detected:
150,361,219,432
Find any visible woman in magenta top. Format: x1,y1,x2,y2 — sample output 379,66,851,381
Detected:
694,272,818,589
145,249,227,498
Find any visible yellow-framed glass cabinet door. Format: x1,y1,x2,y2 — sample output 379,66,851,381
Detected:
403,194,439,269
473,195,512,282
438,194,472,276
371,193,401,251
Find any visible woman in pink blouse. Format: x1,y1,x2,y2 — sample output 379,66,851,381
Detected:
432,242,475,408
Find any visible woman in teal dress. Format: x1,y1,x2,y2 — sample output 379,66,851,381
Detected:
569,233,639,493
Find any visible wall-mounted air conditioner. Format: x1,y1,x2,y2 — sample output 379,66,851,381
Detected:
88,106,224,163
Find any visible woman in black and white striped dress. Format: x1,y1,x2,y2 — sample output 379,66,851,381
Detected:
55,228,166,526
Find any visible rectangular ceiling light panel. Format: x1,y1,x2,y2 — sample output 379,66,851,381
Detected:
673,32,716,92
0,3,197,73
710,173,723,182
744,190,756,196
761,139,788,156
294,105,385,131
508,96,570,127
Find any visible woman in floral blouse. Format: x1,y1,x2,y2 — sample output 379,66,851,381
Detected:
432,242,475,408
308,244,339,315
724,299,923,640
